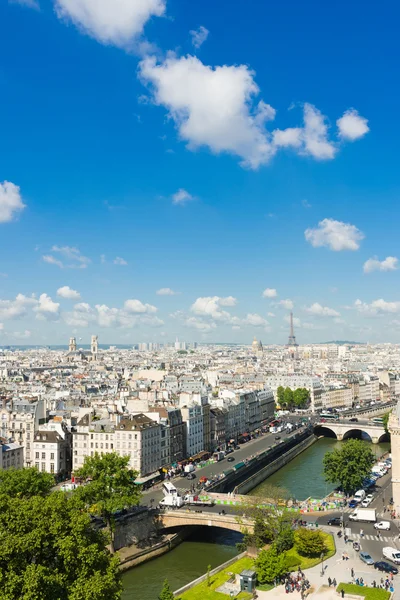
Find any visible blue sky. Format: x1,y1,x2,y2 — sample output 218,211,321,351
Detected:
1,0,400,345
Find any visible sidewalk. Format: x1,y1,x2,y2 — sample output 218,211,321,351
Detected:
256,534,397,599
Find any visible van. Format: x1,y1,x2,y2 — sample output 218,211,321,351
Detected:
354,489,366,502
383,547,400,565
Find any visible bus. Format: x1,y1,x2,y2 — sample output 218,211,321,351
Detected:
320,412,339,421
371,417,384,425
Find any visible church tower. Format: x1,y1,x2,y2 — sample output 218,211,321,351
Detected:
91,335,98,361
69,337,76,352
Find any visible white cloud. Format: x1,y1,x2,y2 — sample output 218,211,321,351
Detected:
156,288,179,296
243,313,269,327
0,294,37,320
0,181,26,223
305,218,364,251
337,109,369,141
267,312,275,317
363,256,398,274
191,296,237,322
273,103,336,160
57,286,81,300
63,302,96,328
305,302,340,317
185,316,216,331
42,255,64,268
8,0,39,9
12,330,32,340
172,189,195,206
44,246,91,269
262,288,277,298
113,256,128,266
354,298,400,315
284,314,301,327
54,0,166,48
33,293,60,320
189,25,209,49
124,299,158,314
139,54,277,169
279,299,294,310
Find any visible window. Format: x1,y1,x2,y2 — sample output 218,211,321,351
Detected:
50,463,54,474
41,463,46,472
50,453,54,460
41,452,45,460
26,423,31,431
35,452,39,459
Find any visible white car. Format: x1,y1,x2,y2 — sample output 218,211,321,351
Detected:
362,496,373,507
374,521,391,531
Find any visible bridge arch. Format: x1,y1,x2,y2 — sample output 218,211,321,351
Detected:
378,432,390,444
313,425,337,439
342,428,372,442
159,511,253,534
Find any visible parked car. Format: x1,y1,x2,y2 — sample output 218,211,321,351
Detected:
349,499,358,508
360,552,374,566
362,494,374,507
374,561,398,574
374,521,391,531
227,457,235,462
186,473,196,480
275,436,281,440
349,418,359,422
327,517,343,526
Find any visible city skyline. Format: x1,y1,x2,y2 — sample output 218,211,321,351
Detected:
1,0,400,344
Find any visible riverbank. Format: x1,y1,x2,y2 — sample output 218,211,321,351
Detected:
118,528,193,572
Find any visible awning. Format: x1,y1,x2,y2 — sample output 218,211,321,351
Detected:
134,472,160,485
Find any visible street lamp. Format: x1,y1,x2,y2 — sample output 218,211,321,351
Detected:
320,552,325,577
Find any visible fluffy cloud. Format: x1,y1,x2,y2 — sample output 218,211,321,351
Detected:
305,302,340,317
57,286,81,300
190,25,209,49
279,299,294,310
185,316,216,331
33,294,60,320
354,298,400,315
191,296,237,321
0,181,26,223
124,299,157,314
43,246,91,269
0,294,37,320
273,104,336,160
172,189,195,206
139,55,277,169
54,0,166,48
156,288,179,296
262,288,277,298
305,218,364,251
243,313,269,327
337,109,369,141
113,256,128,266
64,302,95,328
363,256,398,274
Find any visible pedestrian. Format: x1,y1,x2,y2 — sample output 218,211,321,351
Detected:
333,578,337,588
360,528,364,538
341,590,345,598
328,577,332,587
351,568,354,579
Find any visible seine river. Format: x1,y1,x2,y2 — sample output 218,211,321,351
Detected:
121,437,390,598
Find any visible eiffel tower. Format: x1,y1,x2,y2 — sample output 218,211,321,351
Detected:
287,312,298,347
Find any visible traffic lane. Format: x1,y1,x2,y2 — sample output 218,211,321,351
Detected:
141,427,305,504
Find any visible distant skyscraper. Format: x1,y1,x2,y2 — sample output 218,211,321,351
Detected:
287,313,298,347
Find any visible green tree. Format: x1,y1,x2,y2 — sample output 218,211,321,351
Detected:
294,528,326,557
275,525,295,554
382,412,390,433
277,386,285,407
323,439,375,494
0,491,121,600
74,452,141,553
255,546,286,584
283,387,294,408
293,388,310,408
0,467,54,498
159,579,175,600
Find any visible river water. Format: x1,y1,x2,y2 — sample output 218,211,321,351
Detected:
121,437,390,598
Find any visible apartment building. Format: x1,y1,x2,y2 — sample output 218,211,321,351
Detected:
0,398,46,467
1,441,23,470
180,404,203,458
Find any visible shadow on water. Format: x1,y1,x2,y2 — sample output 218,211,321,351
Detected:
121,527,242,600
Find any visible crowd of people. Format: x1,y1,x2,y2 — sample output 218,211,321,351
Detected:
280,569,311,597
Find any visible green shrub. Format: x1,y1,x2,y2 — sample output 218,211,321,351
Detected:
294,528,327,557
283,554,301,570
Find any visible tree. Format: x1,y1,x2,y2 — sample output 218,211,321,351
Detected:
0,467,54,498
275,525,295,554
283,387,294,408
294,529,326,557
323,439,375,494
206,564,212,587
255,546,286,584
159,579,174,600
382,412,390,433
293,388,310,409
277,386,285,407
0,491,121,600
74,452,141,553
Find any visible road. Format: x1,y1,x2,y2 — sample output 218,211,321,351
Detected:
141,423,307,506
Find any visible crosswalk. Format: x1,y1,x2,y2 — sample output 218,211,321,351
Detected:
350,533,394,542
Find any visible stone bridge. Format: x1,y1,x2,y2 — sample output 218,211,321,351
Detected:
314,422,388,444
159,510,253,534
